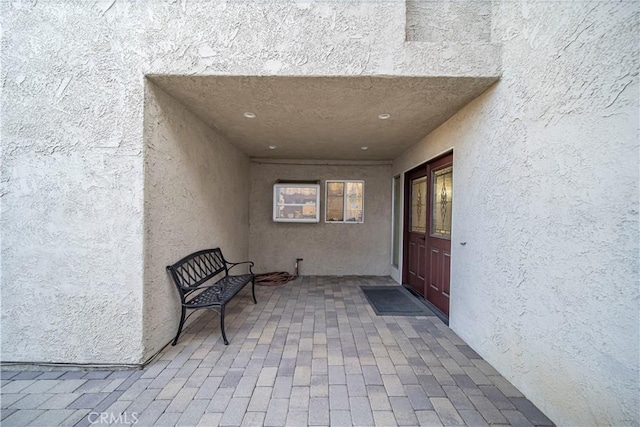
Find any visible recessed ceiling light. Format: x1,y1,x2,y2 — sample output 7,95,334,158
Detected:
244,112,256,118
268,145,277,150
378,113,391,120
361,146,369,150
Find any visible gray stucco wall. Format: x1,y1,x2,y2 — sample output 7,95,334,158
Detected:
394,2,639,425
142,83,250,359
0,6,146,364
249,161,392,276
406,0,491,43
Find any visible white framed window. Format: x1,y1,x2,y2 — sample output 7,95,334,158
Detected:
325,180,364,223
273,183,320,223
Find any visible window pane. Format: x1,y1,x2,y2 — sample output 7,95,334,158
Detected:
326,182,344,221
431,166,452,238
345,182,363,222
274,185,319,221
411,176,427,233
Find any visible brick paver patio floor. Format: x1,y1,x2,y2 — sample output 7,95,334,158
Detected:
1,276,554,426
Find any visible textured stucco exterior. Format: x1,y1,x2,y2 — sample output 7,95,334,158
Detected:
0,8,147,363
394,2,639,425
143,82,250,359
1,1,637,425
406,0,491,43
249,161,392,276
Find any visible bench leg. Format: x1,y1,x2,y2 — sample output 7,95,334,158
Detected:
172,306,187,346
221,305,229,345
251,277,257,304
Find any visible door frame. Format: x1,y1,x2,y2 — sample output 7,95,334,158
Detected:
401,150,454,319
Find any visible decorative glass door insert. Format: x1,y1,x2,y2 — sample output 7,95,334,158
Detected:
431,166,452,238
411,176,427,233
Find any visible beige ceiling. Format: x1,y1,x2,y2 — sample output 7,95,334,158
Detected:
149,76,497,161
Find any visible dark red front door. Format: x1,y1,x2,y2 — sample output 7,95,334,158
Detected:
403,153,453,317
425,154,453,316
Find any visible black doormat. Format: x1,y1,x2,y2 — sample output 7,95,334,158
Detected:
360,286,437,316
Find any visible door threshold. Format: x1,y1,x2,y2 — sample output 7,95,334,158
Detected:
402,284,449,326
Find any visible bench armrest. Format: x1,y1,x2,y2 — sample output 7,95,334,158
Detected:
226,261,254,274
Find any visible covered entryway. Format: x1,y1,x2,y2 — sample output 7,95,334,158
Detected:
142,76,494,353
403,153,453,317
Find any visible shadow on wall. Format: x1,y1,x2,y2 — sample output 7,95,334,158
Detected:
142,80,251,360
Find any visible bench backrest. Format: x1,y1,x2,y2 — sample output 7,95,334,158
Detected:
166,248,227,291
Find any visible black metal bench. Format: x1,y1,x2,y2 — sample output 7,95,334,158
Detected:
166,248,256,346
